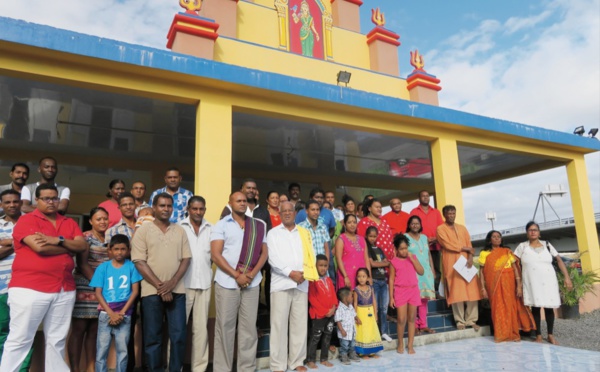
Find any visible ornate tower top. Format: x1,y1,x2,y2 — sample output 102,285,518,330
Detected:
179,0,202,15
410,50,425,71
371,7,385,27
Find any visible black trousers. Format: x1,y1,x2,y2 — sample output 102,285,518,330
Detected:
531,307,555,336
307,316,335,363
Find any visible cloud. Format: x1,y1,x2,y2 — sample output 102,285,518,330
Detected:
430,0,600,233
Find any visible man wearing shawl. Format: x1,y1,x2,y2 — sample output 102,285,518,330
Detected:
267,201,317,372
436,205,482,331
210,192,268,372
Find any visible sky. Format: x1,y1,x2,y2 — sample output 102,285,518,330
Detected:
0,0,598,234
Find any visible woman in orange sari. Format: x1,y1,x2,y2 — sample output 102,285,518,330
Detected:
479,230,535,342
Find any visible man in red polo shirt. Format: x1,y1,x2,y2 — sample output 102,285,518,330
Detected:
0,184,87,372
382,197,410,236
410,190,444,292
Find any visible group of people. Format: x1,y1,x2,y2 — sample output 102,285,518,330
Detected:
0,158,574,372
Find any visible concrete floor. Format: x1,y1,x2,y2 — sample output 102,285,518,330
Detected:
258,336,600,371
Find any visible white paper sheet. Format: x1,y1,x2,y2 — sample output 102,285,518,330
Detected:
453,255,478,283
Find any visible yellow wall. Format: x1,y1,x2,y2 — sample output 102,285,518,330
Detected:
215,0,407,99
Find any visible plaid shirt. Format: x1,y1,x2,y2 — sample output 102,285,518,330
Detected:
105,219,135,243
148,187,193,223
298,218,330,257
334,302,356,340
0,216,17,295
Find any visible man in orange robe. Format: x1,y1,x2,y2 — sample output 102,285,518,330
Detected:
436,205,482,330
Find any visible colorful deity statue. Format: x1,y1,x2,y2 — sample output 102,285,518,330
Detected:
292,0,320,57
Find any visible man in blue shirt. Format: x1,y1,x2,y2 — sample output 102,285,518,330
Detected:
295,188,336,237
148,167,193,223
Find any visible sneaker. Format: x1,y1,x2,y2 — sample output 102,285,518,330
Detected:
340,355,351,365
349,352,361,362
381,333,393,342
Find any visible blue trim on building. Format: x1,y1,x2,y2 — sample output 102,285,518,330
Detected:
0,16,598,151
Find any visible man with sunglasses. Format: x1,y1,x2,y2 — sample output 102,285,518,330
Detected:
0,183,87,371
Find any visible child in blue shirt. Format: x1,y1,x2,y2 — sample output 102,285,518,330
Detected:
90,234,142,372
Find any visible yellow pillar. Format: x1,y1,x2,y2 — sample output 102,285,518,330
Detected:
195,97,233,224
566,156,600,273
430,137,465,225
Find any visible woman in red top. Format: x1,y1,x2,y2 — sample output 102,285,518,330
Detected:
266,190,281,229
357,198,395,260
98,179,125,228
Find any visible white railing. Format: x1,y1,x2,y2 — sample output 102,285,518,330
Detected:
471,212,600,240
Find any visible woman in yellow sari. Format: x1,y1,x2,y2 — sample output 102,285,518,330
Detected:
479,231,535,342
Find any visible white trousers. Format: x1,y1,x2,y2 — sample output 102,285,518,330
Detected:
269,289,308,371
0,287,75,372
185,288,211,372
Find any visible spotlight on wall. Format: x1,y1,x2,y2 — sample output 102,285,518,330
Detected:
337,71,351,86
573,126,585,136
589,128,599,138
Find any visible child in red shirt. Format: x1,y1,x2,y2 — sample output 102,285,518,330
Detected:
307,254,338,368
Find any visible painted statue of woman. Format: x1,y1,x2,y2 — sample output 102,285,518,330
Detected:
292,0,320,57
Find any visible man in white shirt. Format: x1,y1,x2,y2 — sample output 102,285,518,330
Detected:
267,201,309,372
179,196,212,372
21,157,70,215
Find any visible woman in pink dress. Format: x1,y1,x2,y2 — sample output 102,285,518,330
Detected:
335,214,371,289
357,198,395,261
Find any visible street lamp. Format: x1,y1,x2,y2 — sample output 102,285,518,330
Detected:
485,212,496,230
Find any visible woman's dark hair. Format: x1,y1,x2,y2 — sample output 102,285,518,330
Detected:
362,198,381,217
393,233,410,249
341,194,354,206
355,267,370,286
406,215,423,234
525,221,540,232
483,230,504,251
106,179,125,198
365,226,378,248
266,190,279,201
90,206,108,219
343,213,357,224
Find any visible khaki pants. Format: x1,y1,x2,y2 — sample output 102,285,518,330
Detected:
213,284,259,372
185,288,211,372
451,301,478,327
269,289,308,371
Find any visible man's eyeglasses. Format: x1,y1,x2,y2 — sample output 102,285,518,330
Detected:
38,197,59,203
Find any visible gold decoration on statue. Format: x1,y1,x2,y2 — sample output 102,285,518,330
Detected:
371,8,385,27
179,0,202,15
410,49,426,71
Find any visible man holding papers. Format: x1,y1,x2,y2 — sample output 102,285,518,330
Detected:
436,205,482,331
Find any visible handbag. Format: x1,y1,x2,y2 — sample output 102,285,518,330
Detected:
545,241,560,273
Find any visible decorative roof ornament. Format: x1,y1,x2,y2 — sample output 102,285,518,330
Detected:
410,49,425,71
371,8,385,27
179,0,202,15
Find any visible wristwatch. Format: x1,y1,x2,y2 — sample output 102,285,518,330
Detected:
58,236,65,246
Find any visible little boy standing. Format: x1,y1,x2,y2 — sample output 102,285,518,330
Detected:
307,255,338,369
334,287,361,365
90,234,143,372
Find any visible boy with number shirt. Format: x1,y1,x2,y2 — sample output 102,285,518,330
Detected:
90,234,142,372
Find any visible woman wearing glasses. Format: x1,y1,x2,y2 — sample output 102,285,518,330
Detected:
514,221,572,345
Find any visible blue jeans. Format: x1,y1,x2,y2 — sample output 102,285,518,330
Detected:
339,338,355,357
372,279,390,335
96,312,131,372
142,294,187,372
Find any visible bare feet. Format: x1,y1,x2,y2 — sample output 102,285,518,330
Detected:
547,335,559,345
329,345,337,352
307,362,318,369
421,327,436,334
473,324,481,331
361,355,370,360
371,354,380,359
387,315,398,323
457,324,466,330
295,367,308,372
535,335,543,343
415,328,422,336
407,346,416,354
397,340,404,354
320,360,333,368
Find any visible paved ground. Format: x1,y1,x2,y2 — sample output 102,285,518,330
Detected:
258,336,600,371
